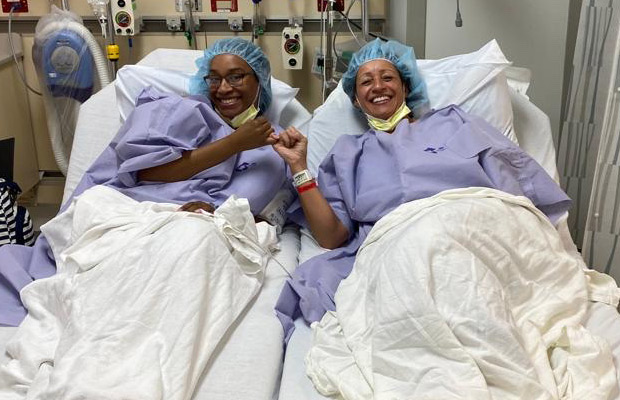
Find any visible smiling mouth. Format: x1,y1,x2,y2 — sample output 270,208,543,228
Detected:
218,97,241,107
371,95,391,105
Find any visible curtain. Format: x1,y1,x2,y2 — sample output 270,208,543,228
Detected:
560,0,620,276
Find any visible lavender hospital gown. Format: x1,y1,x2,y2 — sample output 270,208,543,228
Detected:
0,87,288,326
276,105,572,341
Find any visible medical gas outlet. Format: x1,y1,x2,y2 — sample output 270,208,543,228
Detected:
111,0,140,36
2,0,28,13
282,27,303,70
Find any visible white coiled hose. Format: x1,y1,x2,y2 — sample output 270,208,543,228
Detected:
36,20,110,175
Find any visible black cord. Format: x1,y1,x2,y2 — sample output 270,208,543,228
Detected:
455,0,463,27
8,5,42,96
336,11,389,41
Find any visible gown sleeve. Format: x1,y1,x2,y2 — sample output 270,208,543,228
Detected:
113,89,215,187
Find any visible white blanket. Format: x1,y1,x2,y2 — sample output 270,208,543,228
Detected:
306,188,620,400
0,186,277,400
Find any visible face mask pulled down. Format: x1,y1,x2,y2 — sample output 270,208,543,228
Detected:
362,101,411,132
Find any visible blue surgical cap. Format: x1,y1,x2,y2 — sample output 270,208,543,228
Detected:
341,39,429,118
189,38,272,114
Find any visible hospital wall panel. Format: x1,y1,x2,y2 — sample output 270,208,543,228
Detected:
0,34,38,192
1,1,385,18
425,0,570,149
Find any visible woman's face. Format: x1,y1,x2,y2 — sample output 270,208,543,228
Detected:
354,60,406,120
207,54,260,119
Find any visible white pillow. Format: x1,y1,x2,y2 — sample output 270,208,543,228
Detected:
307,40,520,175
114,64,299,126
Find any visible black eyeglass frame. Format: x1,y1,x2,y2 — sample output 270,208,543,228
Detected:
203,72,254,88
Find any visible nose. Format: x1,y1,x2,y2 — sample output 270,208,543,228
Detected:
369,77,386,92
217,78,233,94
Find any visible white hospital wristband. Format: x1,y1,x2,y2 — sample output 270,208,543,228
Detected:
293,169,313,187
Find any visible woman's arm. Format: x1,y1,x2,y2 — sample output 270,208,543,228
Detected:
138,116,276,182
273,128,349,249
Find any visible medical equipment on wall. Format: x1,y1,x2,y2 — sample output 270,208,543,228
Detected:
111,0,140,35
175,0,200,49
1,0,28,13
32,5,110,175
317,0,391,100
211,0,238,12
282,26,303,70
252,0,264,42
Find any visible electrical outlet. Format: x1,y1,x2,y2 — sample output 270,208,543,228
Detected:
228,16,243,32
2,0,28,13
166,16,182,31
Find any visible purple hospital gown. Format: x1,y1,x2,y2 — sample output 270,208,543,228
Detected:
0,87,288,326
276,104,572,341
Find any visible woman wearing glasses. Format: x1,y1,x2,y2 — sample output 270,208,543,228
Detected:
0,38,295,327
123,37,289,215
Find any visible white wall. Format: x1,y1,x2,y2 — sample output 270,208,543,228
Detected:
425,0,571,143
386,0,426,57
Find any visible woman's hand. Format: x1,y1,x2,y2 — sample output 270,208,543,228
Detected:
272,127,308,173
228,116,277,152
178,201,216,213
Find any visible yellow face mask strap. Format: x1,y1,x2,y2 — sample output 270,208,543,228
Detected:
228,87,261,128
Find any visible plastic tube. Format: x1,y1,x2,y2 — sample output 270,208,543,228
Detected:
36,20,110,175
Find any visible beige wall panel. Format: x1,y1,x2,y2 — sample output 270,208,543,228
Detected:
0,62,39,192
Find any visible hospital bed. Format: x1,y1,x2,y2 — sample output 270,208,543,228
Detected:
0,48,310,399
278,41,620,399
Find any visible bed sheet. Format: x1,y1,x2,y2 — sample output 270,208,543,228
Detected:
278,229,620,400
0,224,299,400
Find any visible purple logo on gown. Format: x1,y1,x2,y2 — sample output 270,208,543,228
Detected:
424,146,446,154
235,162,257,172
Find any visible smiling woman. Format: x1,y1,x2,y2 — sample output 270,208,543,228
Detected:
353,59,408,123
271,39,573,344
135,38,280,195
207,54,260,121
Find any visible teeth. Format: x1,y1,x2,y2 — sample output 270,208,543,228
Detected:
220,98,239,105
372,96,390,103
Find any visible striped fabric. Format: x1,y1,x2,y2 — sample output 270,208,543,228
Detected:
0,178,35,247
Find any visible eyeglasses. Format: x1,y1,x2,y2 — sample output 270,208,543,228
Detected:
204,72,253,88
